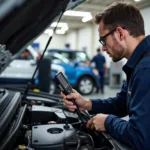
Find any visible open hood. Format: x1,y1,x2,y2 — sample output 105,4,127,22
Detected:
0,0,85,55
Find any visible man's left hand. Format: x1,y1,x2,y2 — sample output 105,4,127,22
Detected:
87,113,108,131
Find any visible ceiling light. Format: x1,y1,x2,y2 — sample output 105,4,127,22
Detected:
44,29,53,36
51,22,68,30
134,0,141,2
56,29,65,34
64,10,93,22
64,10,91,17
82,14,93,22
51,22,69,33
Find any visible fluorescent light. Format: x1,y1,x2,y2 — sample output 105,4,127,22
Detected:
51,22,69,34
64,10,93,22
82,14,93,22
134,0,141,1
56,29,65,34
64,10,91,17
51,22,68,30
44,29,53,36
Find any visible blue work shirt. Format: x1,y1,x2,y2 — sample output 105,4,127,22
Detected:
91,35,150,149
91,54,106,72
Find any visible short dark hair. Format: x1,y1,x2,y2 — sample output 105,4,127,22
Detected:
97,48,101,52
94,2,145,37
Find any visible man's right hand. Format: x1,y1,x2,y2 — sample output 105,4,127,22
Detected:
61,89,92,112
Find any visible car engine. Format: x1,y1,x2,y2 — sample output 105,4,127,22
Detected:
0,88,132,150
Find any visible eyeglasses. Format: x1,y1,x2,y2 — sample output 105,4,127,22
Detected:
99,27,126,46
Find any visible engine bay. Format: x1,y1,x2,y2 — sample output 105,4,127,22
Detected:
0,88,132,150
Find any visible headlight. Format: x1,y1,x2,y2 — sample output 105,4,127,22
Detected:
92,69,99,76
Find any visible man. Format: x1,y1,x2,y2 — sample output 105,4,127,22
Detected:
20,49,31,60
91,48,107,94
61,2,150,149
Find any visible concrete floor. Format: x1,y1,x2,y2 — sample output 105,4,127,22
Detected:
84,85,120,99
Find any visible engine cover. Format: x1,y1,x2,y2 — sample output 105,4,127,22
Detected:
31,124,78,150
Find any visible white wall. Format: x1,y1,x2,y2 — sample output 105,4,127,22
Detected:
141,7,150,35
77,25,93,56
34,34,66,51
65,30,77,49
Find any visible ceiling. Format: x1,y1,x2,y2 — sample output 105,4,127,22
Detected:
50,0,150,34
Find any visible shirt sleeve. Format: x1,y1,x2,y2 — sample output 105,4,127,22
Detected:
90,81,128,117
105,68,150,149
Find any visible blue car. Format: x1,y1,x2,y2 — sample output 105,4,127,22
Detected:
47,49,100,95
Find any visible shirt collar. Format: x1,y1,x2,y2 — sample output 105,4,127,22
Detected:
123,35,150,70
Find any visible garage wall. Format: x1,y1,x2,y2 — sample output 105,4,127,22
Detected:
34,34,66,51
77,25,93,56
141,7,150,35
65,30,77,49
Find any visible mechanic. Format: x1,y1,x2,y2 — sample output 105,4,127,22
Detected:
61,2,150,149
91,48,107,94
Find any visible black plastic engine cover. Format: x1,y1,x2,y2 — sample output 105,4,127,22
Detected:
32,124,77,150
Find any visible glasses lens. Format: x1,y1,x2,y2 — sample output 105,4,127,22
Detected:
99,38,105,46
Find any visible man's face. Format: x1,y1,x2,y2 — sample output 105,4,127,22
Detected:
99,21,125,62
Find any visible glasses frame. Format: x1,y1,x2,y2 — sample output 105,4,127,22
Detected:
99,26,126,46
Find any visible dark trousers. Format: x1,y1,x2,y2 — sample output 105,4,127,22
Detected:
99,71,104,93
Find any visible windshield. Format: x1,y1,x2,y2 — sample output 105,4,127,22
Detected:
48,50,90,63
75,51,90,63
51,53,70,64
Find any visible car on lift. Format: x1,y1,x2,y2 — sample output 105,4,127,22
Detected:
46,49,100,95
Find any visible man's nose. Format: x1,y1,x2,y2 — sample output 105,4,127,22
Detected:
102,45,107,51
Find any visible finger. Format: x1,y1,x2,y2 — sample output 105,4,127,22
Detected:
95,126,98,131
86,119,93,128
68,108,75,112
72,89,77,93
67,105,77,110
63,99,74,106
90,123,95,130
60,92,66,98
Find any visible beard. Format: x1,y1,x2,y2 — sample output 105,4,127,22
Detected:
111,37,124,62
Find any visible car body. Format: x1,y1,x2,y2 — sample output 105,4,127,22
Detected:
0,46,66,94
46,49,100,95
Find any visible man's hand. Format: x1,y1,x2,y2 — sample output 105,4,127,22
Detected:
61,89,92,112
86,114,108,131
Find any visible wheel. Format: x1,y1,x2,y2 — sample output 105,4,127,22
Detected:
49,80,56,94
77,76,94,95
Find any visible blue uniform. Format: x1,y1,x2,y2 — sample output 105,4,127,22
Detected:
91,53,106,93
91,35,150,149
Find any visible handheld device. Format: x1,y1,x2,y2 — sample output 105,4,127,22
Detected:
55,72,89,124
54,72,72,95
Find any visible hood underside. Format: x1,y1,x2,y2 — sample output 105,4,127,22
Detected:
0,0,85,55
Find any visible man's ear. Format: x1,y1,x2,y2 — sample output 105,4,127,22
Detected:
116,27,125,41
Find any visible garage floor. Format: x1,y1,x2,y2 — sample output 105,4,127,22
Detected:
85,85,120,99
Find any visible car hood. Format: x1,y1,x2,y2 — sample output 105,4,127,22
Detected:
0,0,85,73
0,0,85,55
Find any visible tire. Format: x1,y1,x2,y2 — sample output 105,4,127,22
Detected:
77,76,94,95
